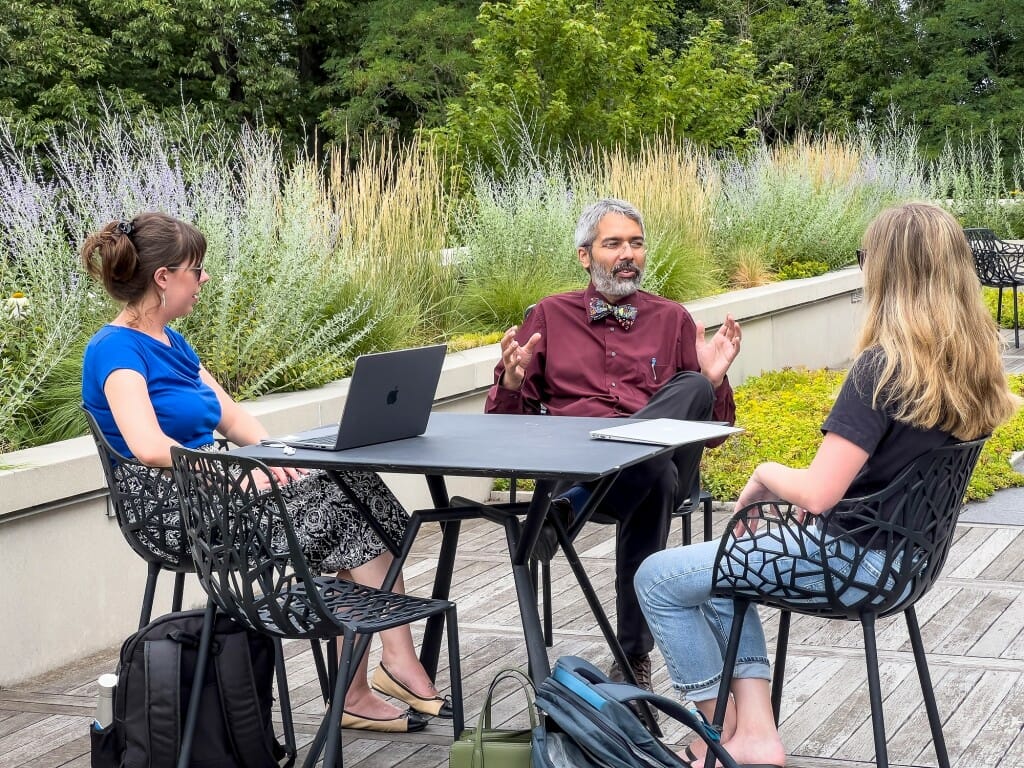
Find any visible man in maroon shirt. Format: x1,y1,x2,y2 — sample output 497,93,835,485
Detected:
486,198,741,693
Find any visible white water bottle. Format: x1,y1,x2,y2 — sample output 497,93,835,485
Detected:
93,673,117,730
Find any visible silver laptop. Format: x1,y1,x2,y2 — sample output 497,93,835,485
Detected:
280,344,447,451
590,418,742,446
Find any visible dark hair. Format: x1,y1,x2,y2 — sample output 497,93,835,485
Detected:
80,212,206,305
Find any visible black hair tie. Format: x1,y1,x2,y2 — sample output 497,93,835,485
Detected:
117,219,134,235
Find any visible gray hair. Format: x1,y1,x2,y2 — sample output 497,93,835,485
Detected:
574,198,645,249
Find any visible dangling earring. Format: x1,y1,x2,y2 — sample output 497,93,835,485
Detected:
160,290,166,308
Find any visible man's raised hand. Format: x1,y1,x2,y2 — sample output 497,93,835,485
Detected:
696,314,741,388
499,325,542,391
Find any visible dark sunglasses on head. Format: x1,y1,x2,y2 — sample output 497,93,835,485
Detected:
856,249,866,269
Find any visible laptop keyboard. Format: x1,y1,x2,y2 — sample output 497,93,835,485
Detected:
297,433,337,448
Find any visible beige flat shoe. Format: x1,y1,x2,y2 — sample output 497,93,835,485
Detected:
340,708,428,732
371,663,453,718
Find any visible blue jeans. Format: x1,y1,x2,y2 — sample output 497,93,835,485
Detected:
634,527,895,702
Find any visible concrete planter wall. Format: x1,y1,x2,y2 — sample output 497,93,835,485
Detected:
0,268,863,686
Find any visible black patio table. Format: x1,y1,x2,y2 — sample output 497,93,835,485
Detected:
233,411,678,690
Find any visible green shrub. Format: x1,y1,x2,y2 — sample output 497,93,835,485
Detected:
453,150,584,333
702,368,842,500
702,368,1024,503
775,260,831,280
981,287,1024,329
711,122,930,287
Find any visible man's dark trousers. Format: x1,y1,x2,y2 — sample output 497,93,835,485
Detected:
591,371,715,657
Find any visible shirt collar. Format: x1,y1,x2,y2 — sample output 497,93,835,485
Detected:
583,282,644,308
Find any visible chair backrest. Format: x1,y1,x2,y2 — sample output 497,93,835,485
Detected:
714,438,986,618
82,405,192,572
830,438,985,613
964,227,1021,286
170,446,340,640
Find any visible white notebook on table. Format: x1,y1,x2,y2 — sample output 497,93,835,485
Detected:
589,418,742,446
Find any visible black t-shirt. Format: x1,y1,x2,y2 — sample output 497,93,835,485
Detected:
821,347,956,534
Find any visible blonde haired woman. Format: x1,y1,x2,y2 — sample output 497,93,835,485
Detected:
635,202,1017,768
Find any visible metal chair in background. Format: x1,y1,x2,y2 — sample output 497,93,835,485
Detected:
710,438,987,768
171,446,464,768
964,227,1024,347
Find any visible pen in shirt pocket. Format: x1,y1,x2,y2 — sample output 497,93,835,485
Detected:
651,357,658,381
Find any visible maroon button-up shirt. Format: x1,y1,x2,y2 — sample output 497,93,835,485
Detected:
485,284,735,428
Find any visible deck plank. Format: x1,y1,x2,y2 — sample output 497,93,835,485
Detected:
4,489,1024,766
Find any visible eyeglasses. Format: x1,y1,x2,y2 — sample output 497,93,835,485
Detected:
856,249,866,269
167,265,205,278
592,237,646,255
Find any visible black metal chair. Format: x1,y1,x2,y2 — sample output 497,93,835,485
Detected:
171,447,464,768
710,438,986,768
83,406,193,627
964,227,1024,347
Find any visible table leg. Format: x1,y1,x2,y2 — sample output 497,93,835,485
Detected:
419,474,460,677
551,474,662,734
507,480,557,681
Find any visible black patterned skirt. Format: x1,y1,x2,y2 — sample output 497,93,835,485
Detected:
192,444,409,572
276,468,410,572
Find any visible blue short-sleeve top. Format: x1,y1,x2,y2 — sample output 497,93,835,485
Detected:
82,325,222,458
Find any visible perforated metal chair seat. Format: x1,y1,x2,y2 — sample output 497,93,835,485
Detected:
254,576,458,640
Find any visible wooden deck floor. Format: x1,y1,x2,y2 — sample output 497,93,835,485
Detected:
4,334,1024,767
3,507,1023,768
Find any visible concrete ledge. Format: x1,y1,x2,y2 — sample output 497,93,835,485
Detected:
689,266,863,326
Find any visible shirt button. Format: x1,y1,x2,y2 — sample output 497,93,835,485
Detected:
610,382,616,388
610,351,617,357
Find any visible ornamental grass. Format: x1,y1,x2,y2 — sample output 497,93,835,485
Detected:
2,107,1023,453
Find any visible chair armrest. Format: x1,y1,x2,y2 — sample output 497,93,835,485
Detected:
713,500,814,560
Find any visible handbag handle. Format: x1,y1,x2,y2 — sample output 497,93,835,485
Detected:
472,668,537,766
480,668,537,729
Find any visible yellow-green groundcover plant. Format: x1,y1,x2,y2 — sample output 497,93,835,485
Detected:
702,369,1024,503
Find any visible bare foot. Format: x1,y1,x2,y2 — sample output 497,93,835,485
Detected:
689,735,785,768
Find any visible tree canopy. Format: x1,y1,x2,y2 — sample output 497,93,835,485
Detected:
2,0,1023,164
444,0,789,162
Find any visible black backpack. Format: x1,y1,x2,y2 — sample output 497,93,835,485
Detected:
91,608,292,768
533,656,739,768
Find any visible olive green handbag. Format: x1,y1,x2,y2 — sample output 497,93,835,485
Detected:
449,668,538,768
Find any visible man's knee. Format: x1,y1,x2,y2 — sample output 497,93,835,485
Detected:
666,371,715,417
639,370,715,420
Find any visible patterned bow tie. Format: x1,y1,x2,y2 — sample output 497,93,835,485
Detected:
589,297,638,330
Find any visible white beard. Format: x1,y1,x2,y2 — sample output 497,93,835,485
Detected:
590,260,642,299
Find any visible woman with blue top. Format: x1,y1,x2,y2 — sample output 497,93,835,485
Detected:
81,212,450,733
634,203,1018,768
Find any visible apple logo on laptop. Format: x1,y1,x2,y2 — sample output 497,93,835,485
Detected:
386,386,399,405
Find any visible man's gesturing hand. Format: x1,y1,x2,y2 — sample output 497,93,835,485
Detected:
696,314,741,388
498,325,542,391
